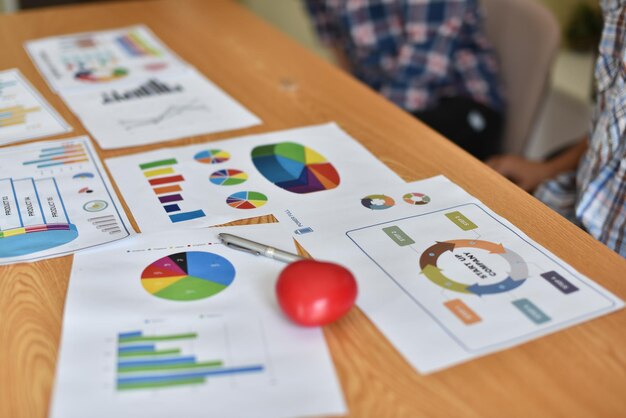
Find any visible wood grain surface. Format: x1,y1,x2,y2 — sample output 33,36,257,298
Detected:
1,1,625,417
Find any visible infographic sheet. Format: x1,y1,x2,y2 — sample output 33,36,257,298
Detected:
61,69,261,149
0,69,71,145
275,175,624,373
25,25,189,93
106,123,403,232
50,224,346,418
0,136,132,264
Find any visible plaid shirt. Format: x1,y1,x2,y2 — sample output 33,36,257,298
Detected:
305,0,504,113
535,0,626,256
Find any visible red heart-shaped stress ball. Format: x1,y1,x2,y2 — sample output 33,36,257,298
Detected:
276,259,357,326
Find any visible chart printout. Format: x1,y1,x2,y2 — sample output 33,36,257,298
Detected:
60,69,261,149
50,224,346,418
275,175,625,373
25,25,189,93
0,136,132,264
0,69,71,145
105,123,404,231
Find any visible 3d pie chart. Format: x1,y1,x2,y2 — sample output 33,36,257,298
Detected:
251,142,340,194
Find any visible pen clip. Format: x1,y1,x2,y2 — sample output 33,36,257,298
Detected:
223,241,261,257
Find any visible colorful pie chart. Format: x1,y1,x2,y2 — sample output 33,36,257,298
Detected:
194,149,230,164
226,191,268,209
251,142,340,194
361,194,395,210
141,251,235,301
210,169,248,186
403,192,431,205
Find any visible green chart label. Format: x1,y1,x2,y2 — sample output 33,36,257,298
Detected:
382,226,415,247
445,211,477,231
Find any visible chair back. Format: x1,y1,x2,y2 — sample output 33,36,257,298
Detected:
481,0,561,154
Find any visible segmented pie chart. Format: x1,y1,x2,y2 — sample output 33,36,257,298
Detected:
403,192,431,205
361,194,395,210
251,142,340,194
210,169,248,186
141,251,235,301
194,149,230,164
226,191,268,209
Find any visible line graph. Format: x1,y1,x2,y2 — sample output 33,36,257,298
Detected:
118,99,210,130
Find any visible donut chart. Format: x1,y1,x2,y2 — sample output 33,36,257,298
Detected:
210,169,248,186
420,239,527,296
226,191,268,209
194,149,230,164
403,192,431,205
361,194,395,210
141,251,235,301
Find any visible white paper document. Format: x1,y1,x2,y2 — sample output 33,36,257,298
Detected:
274,175,625,373
25,25,189,93
106,123,404,232
0,136,132,264
0,69,71,145
61,69,261,149
50,224,346,418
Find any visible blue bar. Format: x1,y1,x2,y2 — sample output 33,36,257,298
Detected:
117,365,264,385
118,356,196,368
118,344,155,353
40,145,70,152
118,331,142,339
163,204,180,213
39,150,79,158
36,161,69,168
169,210,205,223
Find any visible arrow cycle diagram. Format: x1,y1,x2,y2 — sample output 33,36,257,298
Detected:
419,240,528,296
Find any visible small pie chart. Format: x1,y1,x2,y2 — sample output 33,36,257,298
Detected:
210,169,248,186
141,251,235,301
361,194,395,210
194,149,230,164
403,192,431,205
226,191,268,209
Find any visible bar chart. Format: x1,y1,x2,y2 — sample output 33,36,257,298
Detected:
22,143,88,169
140,158,206,223
0,105,41,127
102,79,183,104
116,328,264,391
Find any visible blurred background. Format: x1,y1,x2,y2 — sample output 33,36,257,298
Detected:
0,0,602,160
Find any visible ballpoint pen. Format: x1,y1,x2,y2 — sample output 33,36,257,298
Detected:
218,232,305,263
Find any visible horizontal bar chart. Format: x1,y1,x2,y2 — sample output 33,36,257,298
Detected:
116,329,264,391
139,158,206,224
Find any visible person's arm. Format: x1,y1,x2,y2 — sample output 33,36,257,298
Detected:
303,1,348,69
486,138,588,192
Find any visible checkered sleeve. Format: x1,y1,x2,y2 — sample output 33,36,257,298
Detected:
379,1,466,109
304,0,341,45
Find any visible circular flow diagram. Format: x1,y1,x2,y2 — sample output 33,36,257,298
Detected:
419,239,528,296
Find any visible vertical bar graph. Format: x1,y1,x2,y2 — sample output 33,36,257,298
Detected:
116,329,264,391
139,158,206,223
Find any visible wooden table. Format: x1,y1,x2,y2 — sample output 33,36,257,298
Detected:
1,1,625,417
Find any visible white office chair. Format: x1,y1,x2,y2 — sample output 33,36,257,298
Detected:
481,0,561,155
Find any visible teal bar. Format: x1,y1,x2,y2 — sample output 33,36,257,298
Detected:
512,298,551,324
